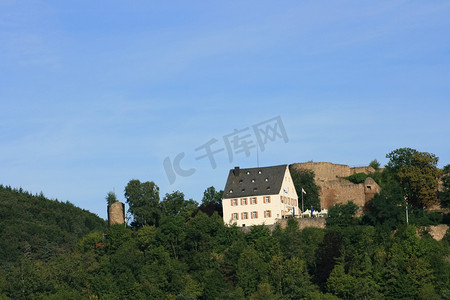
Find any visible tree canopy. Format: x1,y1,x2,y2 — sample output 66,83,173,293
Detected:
289,166,321,211
201,186,223,206
440,164,450,208
385,148,442,208
106,191,118,206
0,185,106,267
1,180,449,299
124,179,161,227
161,190,197,218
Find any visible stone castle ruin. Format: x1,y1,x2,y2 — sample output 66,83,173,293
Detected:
290,162,381,209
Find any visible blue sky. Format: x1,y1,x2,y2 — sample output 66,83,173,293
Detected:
1,1,449,219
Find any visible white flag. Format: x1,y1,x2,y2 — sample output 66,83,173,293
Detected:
302,188,306,194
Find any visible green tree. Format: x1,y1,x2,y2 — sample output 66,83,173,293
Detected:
183,212,223,253
270,255,318,299
160,190,197,218
124,179,161,228
106,191,118,206
250,283,277,300
200,186,224,217
313,230,344,288
289,166,321,211
326,202,358,227
201,186,223,205
157,216,185,259
385,148,442,208
278,218,302,259
369,159,381,171
237,245,269,296
326,263,357,299
344,172,368,184
440,164,450,207
362,185,406,229
299,227,325,272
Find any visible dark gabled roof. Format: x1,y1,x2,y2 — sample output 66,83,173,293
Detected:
222,165,287,198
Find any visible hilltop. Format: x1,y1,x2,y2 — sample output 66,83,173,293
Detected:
0,185,106,267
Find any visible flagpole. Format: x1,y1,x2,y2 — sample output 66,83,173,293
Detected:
406,205,409,225
301,189,304,212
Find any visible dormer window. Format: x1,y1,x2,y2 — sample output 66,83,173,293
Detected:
239,179,243,183
251,179,255,183
253,188,258,192
265,178,269,182
241,188,245,192
258,170,262,174
266,186,270,190
229,189,233,193
246,171,250,175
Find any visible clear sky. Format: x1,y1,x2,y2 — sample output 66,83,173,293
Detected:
1,1,449,219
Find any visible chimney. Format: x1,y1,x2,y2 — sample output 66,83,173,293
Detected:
233,166,240,176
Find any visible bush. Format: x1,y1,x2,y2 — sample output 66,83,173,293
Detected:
344,173,368,184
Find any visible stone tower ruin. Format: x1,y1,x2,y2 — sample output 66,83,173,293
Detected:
108,201,125,226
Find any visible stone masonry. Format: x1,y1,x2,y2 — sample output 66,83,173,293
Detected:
290,162,381,209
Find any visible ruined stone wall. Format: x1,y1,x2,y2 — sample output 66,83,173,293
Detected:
364,177,381,202
350,166,375,175
291,162,351,182
239,217,326,232
290,162,381,209
321,179,366,208
277,218,326,230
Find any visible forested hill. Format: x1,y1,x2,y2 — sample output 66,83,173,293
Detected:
0,185,106,266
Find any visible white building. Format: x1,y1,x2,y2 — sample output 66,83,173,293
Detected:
222,165,299,227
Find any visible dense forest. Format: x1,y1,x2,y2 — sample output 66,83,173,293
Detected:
0,147,449,299
0,185,106,269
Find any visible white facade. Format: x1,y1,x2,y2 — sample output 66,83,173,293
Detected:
222,165,298,227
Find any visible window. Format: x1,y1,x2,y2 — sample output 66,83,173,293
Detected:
280,195,283,203
229,189,233,193
231,199,238,206
264,196,271,203
241,198,247,205
251,197,257,204
251,211,258,219
241,212,248,219
232,213,239,220
258,170,262,174
246,171,250,175
265,178,269,182
264,210,271,218
251,179,255,183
